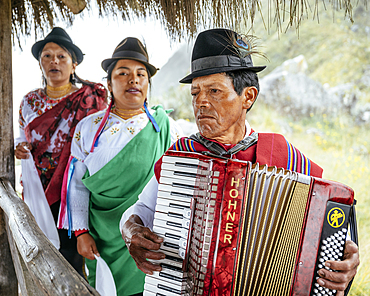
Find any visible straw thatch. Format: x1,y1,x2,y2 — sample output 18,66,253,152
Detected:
10,0,363,43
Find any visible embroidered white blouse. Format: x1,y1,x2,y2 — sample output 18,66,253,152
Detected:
14,89,76,150
65,108,183,232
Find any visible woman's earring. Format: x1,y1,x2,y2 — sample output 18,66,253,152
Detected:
41,75,46,88
70,73,76,85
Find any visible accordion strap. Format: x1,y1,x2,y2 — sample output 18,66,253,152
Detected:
189,132,258,157
345,200,358,296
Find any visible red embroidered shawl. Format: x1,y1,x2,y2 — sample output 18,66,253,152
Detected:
24,83,107,205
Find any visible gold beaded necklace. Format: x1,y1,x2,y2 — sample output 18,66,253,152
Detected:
113,106,145,120
46,83,72,99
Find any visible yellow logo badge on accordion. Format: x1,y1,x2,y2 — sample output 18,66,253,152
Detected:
327,207,345,228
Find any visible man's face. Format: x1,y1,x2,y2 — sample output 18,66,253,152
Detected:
191,73,256,144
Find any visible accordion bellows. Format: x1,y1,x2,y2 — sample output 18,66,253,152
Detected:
144,151,354,296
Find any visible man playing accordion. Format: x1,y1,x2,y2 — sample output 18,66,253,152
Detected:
120,28,359,296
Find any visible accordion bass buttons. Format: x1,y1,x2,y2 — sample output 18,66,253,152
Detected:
310,202,351,296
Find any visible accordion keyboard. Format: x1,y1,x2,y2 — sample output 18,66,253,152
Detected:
144,155,213,296
143,151,355,296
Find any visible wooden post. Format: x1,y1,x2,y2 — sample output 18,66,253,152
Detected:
0,0,17,294
0,0,15,188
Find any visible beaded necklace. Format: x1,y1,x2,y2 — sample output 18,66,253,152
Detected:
112,106,145,120
46,83,72,99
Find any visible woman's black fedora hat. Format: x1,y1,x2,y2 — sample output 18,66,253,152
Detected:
31,27,84,64
101,37,158,77
180,28,266,83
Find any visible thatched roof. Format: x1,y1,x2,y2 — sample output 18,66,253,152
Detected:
12,0,360,42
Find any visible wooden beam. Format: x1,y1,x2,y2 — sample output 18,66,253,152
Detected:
6,219,42,296
0,0,18,294
0,178,100,296
60,0,87,14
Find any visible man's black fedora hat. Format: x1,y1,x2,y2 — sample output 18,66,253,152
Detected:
180,28,266,83
31,27,84,64
101,37,158,77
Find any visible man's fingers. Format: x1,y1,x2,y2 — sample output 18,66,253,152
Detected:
133,252,163,275
130,229,163,251
317,270,348,292
137,260,162,275
140,226,163,244
317,240,359,292
330,241,359,266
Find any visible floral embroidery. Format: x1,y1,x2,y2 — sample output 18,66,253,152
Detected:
127,127,135,134
111,127,120,135
19,100,26,128
24,90,60,117
75,131,81,141
94,116,103,125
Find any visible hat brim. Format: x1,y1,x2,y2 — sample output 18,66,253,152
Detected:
32,39,84,64
101,57,158,77
179,65,266,84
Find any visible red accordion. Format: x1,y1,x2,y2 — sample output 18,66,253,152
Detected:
144,150,355,296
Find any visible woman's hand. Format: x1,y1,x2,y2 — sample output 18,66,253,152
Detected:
15,142,32,159
77,233,100,260
121,214,165,275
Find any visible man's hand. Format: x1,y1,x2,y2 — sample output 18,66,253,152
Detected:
121,214,165,275
317,240,359,295
77,233,100,260
15,142,32,159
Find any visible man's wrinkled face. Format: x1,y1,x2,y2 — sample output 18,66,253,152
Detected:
191,73,256,144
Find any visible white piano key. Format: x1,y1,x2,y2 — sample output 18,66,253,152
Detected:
156,204,192,219
156,247,184,260
148,271,187,287
143,290,156,296
147,255,183,269
160,169,199,182
144,282,183,296
159,184,207,197
154,212,190,229
160,176,209,190
156,197,193,209
157,190,193,203
162,155,210,168
161,163,209,176
154,218,190,233
153,225,188,240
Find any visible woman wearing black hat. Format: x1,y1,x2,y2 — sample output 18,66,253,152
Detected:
14,27,107,276
58,37,182,295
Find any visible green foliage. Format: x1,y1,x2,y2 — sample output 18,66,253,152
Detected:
249,103,370,295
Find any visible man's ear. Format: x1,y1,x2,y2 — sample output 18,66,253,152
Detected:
242,86,258,110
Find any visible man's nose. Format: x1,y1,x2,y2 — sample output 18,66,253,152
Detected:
193,91,209,108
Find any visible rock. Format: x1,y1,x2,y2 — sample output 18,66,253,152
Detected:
258,55,357,119
354,102,370,125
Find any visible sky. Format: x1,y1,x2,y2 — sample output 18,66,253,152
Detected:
12,9,184,138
